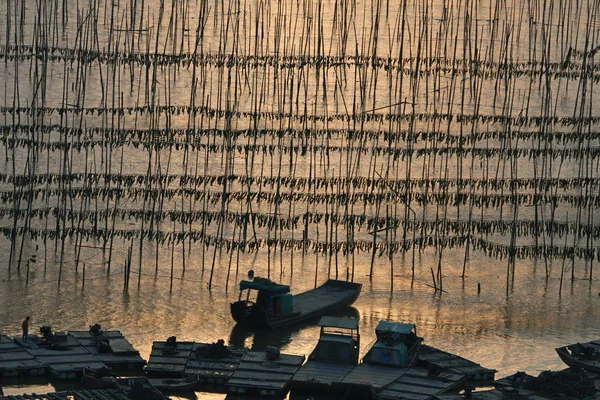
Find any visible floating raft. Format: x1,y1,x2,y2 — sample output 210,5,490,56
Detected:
184,342,246,385
418,344,496,382
22,334,105,380
145,340,195,378
436,368,600,399
2,331,143,380
226,351,305,397
0,388,130,400
290,359,356,392
69,330,146,371
0,335,45,378
376,368,465,400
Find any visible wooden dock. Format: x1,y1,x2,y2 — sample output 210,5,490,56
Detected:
226,351,305,397
0,388,130,400
145,340,195,377
418,344,496,382
0,335,45,378
184,342,246,385
69,330,146,372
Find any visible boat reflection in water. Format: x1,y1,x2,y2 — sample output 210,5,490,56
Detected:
229,306,359,352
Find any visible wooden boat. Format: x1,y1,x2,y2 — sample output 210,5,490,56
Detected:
556,341,600,373
115,376,169,400
289,316,360,393
230,275,362,329
81,367,116,389
148,375,199,392
331,321,423,398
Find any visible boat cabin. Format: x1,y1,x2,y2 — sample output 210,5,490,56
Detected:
237,277,294,314
362,321,422,367
309,316,360,365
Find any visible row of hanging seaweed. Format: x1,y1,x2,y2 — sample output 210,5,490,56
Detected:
3,106,600,127
0,45,598,76
4,125,600,145
1,173,599,192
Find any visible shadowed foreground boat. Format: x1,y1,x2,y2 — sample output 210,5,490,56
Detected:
230,276,362,329
556,340,600,373
115,376,168,400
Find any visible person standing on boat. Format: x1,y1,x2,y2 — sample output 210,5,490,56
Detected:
21,316,30,341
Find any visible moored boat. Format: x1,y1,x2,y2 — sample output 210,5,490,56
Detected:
331,321,423,398
148,375,199,392
289,316,360,393
115,376,169,400
230,273,362,329
81,366,116,389
556,341,600,373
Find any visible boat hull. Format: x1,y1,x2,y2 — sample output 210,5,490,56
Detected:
149,376,199,392
231,279,361,329
556,342,600,373
81,367,116,389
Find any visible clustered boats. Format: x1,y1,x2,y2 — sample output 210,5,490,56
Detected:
289,316,424,397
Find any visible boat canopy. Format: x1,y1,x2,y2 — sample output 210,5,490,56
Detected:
318,316,359,330
376,321,415,335
239,277,290,295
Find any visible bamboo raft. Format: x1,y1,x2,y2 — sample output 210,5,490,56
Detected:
226,350,305,397
184,342,247,385
145,340,247,385
0,335,45,378
69,330,146,372
22,335,106,380
375,368,465,400
436,368,600,399
418,344,496,382
0,389,130,400
1,332,143,380
145,340,195,378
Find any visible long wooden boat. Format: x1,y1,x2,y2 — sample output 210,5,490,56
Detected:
556,341,600,373
148,375,199,392
81,367,116,389
290,316,360,393
230,275,362,329
331,321,423,398
115,376,169,400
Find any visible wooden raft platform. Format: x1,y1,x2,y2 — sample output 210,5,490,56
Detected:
22,334,106,380
0,335,45,378
418,344,496,382
69,330,146,371
184,342,246,385
436,369,600,399
290,360,356,392
226,351,305,397
0,388,130,400
375,368,465,400
145,340,195,378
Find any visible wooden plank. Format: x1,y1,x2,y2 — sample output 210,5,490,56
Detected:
186,360,239,370
237,363,301,375
232,370,295,381
227,378,286,389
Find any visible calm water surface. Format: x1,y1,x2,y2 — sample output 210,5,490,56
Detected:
1,244,599,397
